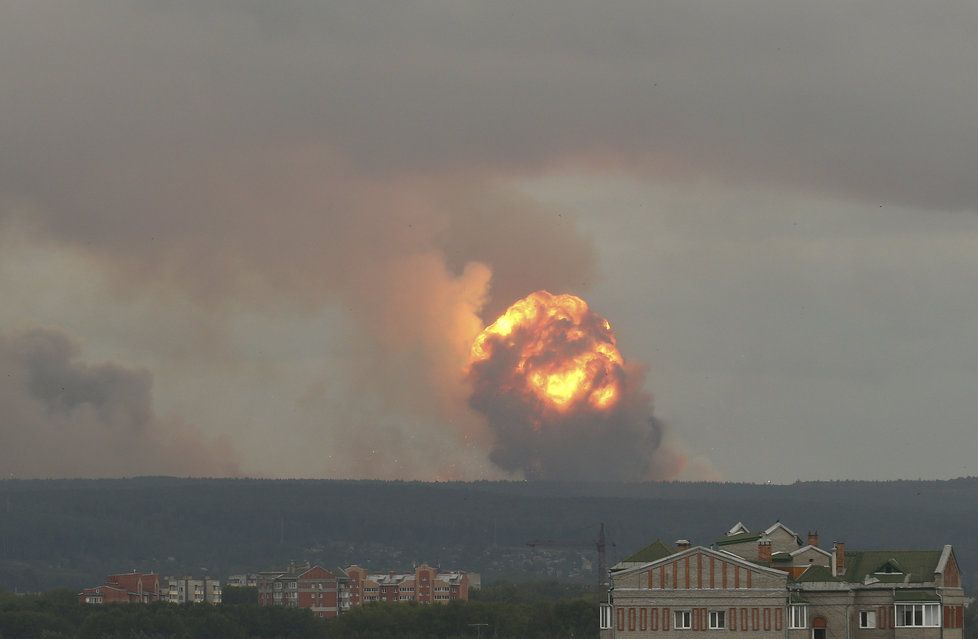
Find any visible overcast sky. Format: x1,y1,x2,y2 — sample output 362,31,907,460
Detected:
2,1,976,481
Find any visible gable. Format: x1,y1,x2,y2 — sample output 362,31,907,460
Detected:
873,559,903,574
791,546,832,570
791,545,831,558
298,565,336,580
613,547,788,591
939,547,961,587
764,522,800,539
764,525,802,552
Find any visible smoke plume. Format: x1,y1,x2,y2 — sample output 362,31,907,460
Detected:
0,328,239,478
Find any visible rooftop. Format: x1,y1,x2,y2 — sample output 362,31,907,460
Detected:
621,540,674,563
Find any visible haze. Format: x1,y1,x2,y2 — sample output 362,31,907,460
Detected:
2,2,976,482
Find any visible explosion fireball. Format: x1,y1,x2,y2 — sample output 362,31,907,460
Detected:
467,291,667,480
469,291,624,416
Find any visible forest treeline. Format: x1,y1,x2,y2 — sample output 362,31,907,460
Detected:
0,587,599,639
1,477,977,591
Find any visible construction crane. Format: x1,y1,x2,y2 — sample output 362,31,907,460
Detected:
526,522,609,586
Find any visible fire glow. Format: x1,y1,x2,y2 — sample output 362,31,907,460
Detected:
469,291,624,415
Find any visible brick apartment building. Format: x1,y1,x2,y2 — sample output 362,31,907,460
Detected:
79,571,161,604
256,562,343,618
343,563,471,607
601,521,965,639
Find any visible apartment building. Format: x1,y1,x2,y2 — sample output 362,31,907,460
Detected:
343,563,472,607
226,573,258,588
256,562,343,619
79,571,161,604
162,575,222,604
601,521,965,639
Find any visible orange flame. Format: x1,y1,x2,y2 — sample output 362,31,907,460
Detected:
469,291,624,413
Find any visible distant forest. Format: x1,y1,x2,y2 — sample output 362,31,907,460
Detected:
1,477,976,593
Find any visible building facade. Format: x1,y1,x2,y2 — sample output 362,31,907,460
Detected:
256,562,343,618
162,576,222,604
226,573,259,588
343,563,472,607
79,572,161,604
601,522,965,639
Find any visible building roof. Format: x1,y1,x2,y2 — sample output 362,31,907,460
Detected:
715,531,762,546
789,549,944,585
716,521,803,547
793,565,841,583
790,545,832,558
841,550,942,584
764,522,800,539
621,540,674,563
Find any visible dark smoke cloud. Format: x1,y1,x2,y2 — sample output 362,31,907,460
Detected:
0,328,239,478
471,367,666,481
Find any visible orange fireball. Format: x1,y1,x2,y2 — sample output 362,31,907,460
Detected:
469,291,624,412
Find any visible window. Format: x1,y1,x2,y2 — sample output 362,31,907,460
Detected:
709,610,726,629
789,605,807,629
599,604,613,630
896,604,940,627
674,610,692,629
859,610,877,628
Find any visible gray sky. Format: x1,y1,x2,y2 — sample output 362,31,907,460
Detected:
1,1,976,480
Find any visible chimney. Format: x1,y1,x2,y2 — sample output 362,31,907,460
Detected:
807,530,819,547
675,539,690,551
833,541,846,575
758,539,772,562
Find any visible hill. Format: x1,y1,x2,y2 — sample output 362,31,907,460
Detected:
1,477,976,592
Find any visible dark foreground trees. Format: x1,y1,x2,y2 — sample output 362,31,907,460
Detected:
328,599,597,639
0,588,598,639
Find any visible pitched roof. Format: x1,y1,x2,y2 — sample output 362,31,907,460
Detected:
622,540,674,563
841,551,943,583
764,522,800,538
715,531,762,546
793,565,841,583
790,545,832,558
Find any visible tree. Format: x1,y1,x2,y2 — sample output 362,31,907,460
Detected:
222,586,258,606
